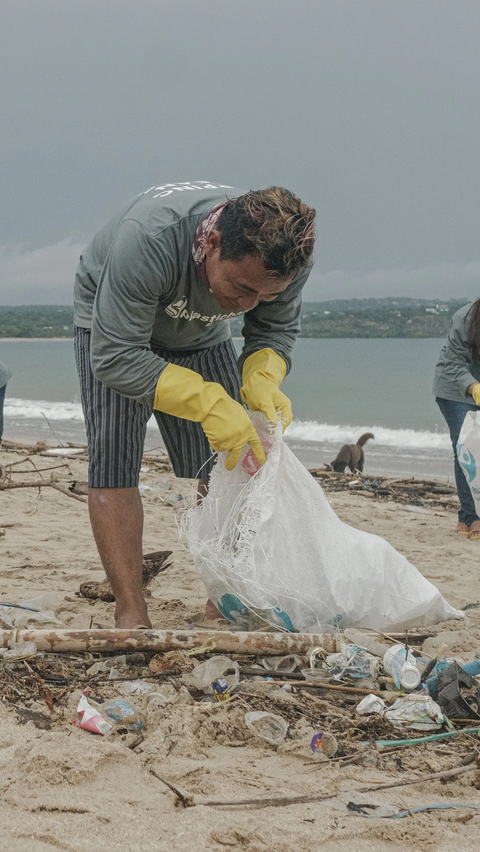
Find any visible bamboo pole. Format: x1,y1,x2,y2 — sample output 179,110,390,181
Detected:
0,627,343,655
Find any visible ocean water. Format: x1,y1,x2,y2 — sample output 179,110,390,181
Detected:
0,337,454,479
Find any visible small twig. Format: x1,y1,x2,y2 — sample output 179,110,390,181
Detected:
41,412,66,446
50,482,87,503
149,769,193,806
267,679,401,700
9,464,70,474
191,763,477,809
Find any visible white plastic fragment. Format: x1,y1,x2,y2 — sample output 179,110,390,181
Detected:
244,711,288,745
356,694,387,715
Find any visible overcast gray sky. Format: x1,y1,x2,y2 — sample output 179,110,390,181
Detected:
1,0,479,304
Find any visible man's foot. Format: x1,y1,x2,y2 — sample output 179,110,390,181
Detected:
205,599,223,619
115,607,152,629
468,521,480,540
457,522,469,535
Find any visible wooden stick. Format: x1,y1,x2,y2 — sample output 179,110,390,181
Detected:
0,627,343,655
9,464,70,474
269,679,400,701
191,763,476,809
0,479,86,503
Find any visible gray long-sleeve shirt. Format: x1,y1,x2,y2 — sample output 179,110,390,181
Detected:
433,302,480,402
74,181,311,406
0,360,11,389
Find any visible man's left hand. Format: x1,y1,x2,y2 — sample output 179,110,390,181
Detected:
241,348,293,431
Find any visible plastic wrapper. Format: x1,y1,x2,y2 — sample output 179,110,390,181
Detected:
101,698,143,731
384,694,444,730
327,644,380,683
0,594,61,629
356,694,387,715
0,641,37,660
74,695,113,736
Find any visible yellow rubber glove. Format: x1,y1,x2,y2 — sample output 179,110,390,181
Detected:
154,363,266,471
241,348,293,431
472,383,480,406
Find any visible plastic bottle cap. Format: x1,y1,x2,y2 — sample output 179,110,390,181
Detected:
399,661,421,690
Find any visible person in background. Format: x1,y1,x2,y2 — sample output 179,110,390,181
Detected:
434,299,480,540
73,181,316,628
0,359,11,445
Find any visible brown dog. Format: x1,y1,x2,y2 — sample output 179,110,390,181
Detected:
330,432,374,473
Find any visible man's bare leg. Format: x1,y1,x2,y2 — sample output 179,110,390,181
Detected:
88,487,152,629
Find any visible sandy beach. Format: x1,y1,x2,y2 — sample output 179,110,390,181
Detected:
1,441,479,852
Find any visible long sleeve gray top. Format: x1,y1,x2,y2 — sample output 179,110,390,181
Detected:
73,181,311,406
433,302,480,402
0,360,11,389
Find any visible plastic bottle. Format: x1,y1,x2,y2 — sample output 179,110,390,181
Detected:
383,645,421,690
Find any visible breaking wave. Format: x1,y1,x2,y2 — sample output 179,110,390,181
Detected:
286,420,451,450
4,398,452,450
4,398,85,420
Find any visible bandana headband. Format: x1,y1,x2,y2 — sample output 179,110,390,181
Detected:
192,202,227,287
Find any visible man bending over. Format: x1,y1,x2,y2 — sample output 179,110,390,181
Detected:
73,181,316,628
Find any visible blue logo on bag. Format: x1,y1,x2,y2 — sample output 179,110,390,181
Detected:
457,446,476,483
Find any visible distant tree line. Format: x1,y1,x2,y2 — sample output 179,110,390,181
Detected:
0,298,470,339
0,306,74,338
231,297,469,338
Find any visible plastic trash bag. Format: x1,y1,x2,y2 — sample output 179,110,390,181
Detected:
457,410,480,511
185,413,463,633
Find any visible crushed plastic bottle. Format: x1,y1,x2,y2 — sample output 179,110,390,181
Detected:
182,656,240,694
244,711,288,745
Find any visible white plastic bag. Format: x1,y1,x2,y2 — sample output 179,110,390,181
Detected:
457,409,480,510
184,413,463,633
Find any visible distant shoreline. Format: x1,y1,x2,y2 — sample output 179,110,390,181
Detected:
0,337,74,342
0,335,448,342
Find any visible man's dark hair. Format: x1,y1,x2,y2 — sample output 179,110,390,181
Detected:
216,187,316,279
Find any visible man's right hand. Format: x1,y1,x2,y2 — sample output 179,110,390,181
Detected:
467,382,480,405
154,363,266,471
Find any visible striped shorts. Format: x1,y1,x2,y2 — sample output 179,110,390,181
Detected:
74,327,242,487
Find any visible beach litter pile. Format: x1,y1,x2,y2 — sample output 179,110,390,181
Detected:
1,621,480,814
309,468,460,510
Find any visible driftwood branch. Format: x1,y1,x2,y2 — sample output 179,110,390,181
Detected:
0,627,342,655
0,479,87,503
309,469,458,509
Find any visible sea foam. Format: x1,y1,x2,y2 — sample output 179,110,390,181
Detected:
4,398,452,451
286,420,451,450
